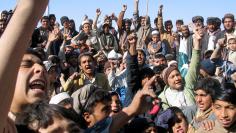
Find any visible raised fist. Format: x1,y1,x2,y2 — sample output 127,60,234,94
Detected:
96,8,101,16
122,5,127,12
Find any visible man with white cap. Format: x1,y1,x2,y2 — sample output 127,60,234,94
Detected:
49,92,73,109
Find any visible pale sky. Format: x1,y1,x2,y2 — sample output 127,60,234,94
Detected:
1,0,236,30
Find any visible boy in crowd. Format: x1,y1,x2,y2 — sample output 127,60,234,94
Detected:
0,0,49,132
196,83,236,132
183,78,221,132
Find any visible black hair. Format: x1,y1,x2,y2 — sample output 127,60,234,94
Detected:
176,19,184,25
109,91,119,97
0,18,4,22
48,55,60,64
153,64,167,75
154,17,158,24
32,47,46,61
123,18,132,25
140,67,155,80
168,107,188,132
78,52,95,65
26,48,44,61
48,14,56,20
16,101,80,131
228,37,236,43
82,89,111,114
194,77,221,98
164,20,173,28
213,83,236,105
124,117,156,133
65,51,78,62
222,13,235,23
1,10,8,15
41,16,49,21
215,17,221,29
204,50,213,59
154,53,166,60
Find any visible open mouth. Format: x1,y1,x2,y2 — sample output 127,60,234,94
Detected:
85,66,92,71
176,128,184,133
175,81,182,85
198,104,205,109
220,119,231,126
29,79,46,93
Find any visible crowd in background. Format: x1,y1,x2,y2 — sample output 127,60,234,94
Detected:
1,0,236,133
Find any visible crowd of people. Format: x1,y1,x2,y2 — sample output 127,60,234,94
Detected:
1,0,236,133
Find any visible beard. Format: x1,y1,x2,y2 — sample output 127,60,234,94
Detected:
225,27,234,33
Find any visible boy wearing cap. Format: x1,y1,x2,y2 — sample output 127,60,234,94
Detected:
147,30,167,56
159,29,202,110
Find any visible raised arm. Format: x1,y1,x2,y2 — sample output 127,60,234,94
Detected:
0,0,48,130
45,28,60,55
117,5,127,31
184,27,203,90
133,0,140,30
92,8,101,30
157,5,164,33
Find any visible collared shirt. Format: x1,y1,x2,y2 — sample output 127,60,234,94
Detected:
228,50,236,65
179,37,188,55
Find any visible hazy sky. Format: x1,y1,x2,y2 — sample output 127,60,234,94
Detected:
1,0,236,30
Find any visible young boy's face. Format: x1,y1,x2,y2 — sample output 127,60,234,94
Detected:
85,101,111,127
194,89,213,112
213,100,236,128
171,113,188,133
151,34,160,43
110,95,121,115
13,54,47,105
228,39,236,51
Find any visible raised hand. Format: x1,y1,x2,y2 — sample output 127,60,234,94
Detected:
96,8,101,16
122,5,127,12
158,5,163,14
127,86,159,115
217,38,227,48
48,30,59,42
193,27,204,50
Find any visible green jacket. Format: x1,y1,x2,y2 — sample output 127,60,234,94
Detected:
159,49,201,110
